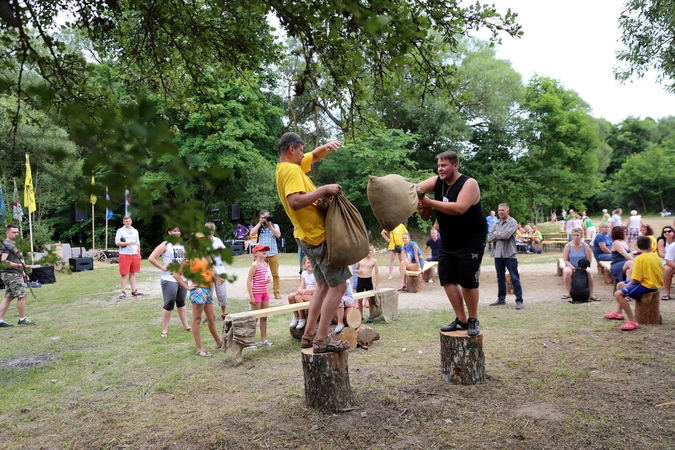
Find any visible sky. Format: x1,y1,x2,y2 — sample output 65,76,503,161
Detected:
481,0,675,124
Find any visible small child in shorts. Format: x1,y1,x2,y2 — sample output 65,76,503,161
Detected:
605,236,664,331
247,243,274,348
288,257,315,330
334,281,355,333
354,244,380,322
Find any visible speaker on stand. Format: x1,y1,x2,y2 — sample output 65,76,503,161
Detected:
70,203,93,272
228,204,240,221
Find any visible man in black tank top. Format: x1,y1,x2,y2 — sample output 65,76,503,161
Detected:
417,151,486,336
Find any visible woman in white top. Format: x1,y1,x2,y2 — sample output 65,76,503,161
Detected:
148,227,191,337
626,210,643,248
658,226,675,300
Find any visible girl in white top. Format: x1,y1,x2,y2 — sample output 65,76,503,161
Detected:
626,210,643,247
148,227,191,337
287,257,316,329
658,226,675,300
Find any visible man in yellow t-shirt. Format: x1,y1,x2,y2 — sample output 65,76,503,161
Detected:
275,132,350,354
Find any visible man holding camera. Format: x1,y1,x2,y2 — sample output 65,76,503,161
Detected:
249,209,282,299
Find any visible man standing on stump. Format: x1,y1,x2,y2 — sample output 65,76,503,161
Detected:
488,203,524,310
417,151,487,336
276,132,350,354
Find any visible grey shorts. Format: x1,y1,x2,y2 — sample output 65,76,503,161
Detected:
214,277,228,307
1,273,27,299
298,241,351,287
160,279,187,311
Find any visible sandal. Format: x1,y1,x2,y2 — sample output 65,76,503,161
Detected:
196,349,212,357
561,294,570,299
589,295,601,301
621,321,640,331
301,334,314,349
313,335,350,354
396,286,407,292
184,327,192,332
604,312,625,320
260,340,275,347
215,341,223,349
221,313,228,320
661,295,671,301
160,332,168,338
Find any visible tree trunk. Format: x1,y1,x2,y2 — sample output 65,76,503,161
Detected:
301,348,354,413
635,290,662,325
346,308,361,328
406,273,422,293
440,331,485,385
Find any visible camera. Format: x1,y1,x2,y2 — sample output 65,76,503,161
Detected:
263,216,272,222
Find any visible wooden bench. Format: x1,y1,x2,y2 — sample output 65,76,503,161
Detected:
541,240,564,252
222,290,381,364
598,260,613,285
405,261,438,292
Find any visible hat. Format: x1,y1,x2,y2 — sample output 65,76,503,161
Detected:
252,244,270,254
602,209,608,213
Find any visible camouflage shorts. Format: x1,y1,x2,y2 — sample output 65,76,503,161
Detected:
1,273,27,299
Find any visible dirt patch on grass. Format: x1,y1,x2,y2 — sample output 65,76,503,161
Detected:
0,353,55,368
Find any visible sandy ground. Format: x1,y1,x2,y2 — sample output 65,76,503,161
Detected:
131,257,617,311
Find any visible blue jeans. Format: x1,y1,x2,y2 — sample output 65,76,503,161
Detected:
595,253,612,261
495,257,523,302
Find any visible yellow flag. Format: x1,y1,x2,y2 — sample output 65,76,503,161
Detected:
24,154,36,214
91,176,97,205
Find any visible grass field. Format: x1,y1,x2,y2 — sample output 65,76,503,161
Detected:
0,215,674,449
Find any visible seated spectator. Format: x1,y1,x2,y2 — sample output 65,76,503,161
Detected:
610,226,634,284
234,222,248,240
424,229,441,262
659,226,675,300
561,227,599,300
527,225,543,253
593,224,613,261
640,224,658,256
288,257,315,329
606,236,663,331
397,232,423,292
244,225,256,253
334,282,355,333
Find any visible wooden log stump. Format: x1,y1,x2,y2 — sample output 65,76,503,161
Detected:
301,348,354,413
635,290,662,325
356,324,380,349
340,328,358,351
405,271,422,293
346,308,362,328
604,269,614,285
506,272,514,294
440,331,485,385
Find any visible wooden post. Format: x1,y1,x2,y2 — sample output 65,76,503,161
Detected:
405,271,422,293
301,348,354,412
440,331,485,385
635,290,662,325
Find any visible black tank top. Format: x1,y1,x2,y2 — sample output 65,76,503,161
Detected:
434,175,487,252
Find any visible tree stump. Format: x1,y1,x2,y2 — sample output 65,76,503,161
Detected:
440,331,485,385
635,290,662,325
301,348,354,412
506,272,514,294
340,328,358,351
346,308,361,328
405,271,422,293
422,266,436,282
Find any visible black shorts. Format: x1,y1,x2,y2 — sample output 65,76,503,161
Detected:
356,277,373,292
438,247,484,289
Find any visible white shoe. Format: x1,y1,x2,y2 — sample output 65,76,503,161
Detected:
428,279,434,283
335,324,344,333
296,319,306,329
290,317,299,327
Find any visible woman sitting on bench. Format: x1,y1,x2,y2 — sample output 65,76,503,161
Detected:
398,233,423,292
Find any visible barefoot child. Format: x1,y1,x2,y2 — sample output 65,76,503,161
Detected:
605,236,663,331
354,244,380,321
173,233,224,357
247,244,274,348
288,257,315,330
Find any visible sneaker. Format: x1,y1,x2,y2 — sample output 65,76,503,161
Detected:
0,322,14,328
490,300,506,306
296,319,306,329
467,318,480,336
365,317,373,324
18,318,36,326
515,301,524,310
118,291,126,299
428,279,434,283
440,317,468,332
334,324,345,333
290,317,299,328
131,290,143,297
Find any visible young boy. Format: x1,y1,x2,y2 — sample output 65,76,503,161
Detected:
606,236,663,331
353,244,380,323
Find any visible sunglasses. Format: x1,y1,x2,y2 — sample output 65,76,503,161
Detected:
665,229,674,233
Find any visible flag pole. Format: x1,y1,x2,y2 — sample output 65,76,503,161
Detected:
25,154,34,265
13,179,22,236
92,202,95,250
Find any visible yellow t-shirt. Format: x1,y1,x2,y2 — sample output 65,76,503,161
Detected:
387,223,408,250
631,251,664,290
276,153,327,246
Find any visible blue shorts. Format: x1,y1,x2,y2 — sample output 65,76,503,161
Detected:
189,287,213,305
620,284,657,301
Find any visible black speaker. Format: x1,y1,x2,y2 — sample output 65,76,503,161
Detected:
69,257,94,272
72,203,88,223
228,204,240,221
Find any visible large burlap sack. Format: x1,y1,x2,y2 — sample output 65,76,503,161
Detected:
326,192,370,267
367,174,418,231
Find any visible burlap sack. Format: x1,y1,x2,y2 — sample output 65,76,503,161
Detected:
367,174,418,231
326,192,370,267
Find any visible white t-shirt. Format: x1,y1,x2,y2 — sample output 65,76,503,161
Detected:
211,237,227,275
611,214,622,227
665,242,675,264
302,270,316,290
115,226,140,255
160,242,185,282
628,215,642,230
